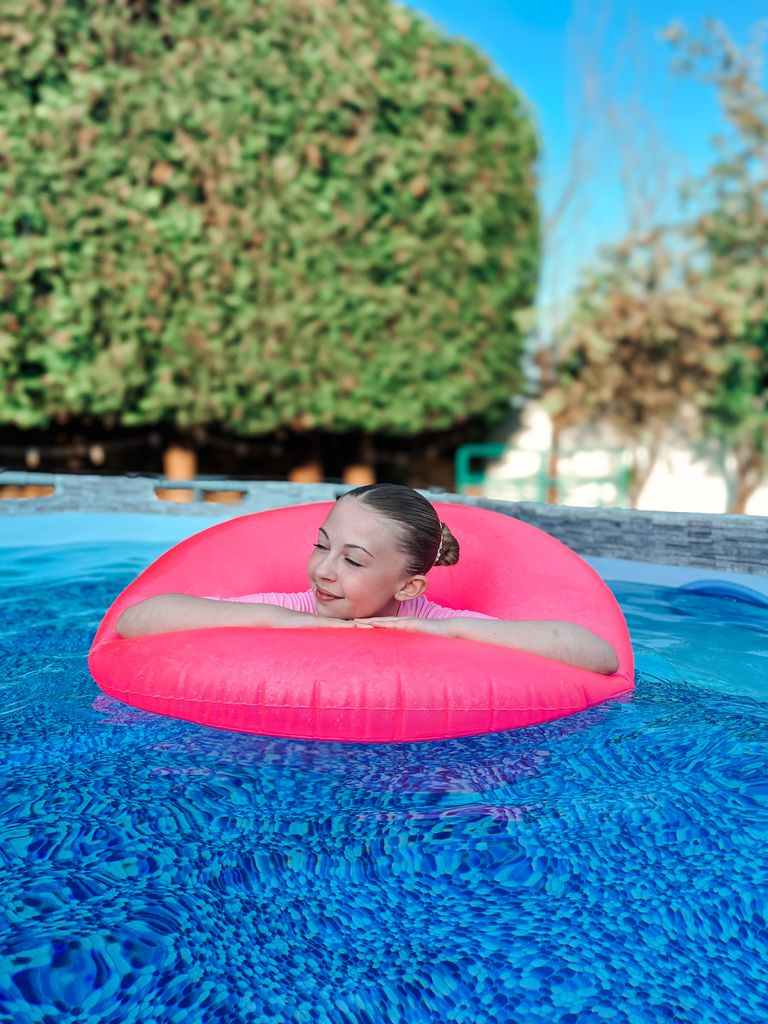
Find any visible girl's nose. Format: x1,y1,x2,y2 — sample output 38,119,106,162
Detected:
316,554,337,580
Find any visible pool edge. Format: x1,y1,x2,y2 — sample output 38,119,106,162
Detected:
2,471,767,579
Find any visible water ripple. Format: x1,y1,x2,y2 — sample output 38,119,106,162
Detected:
1,559,767,1022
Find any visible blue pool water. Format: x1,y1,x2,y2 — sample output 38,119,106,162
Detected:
1,522,767,1024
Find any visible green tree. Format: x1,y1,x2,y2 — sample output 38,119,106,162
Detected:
544,21,768,512
545,229,737,506
0,0,538,446
663,20,768,511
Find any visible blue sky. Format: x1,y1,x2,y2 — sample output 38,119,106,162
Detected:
406,1,767,307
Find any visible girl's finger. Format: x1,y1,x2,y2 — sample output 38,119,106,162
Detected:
354,617,410,629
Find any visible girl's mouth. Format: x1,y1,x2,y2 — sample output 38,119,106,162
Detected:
315,587,342,602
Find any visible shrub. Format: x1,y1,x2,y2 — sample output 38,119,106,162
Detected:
0,0,539,435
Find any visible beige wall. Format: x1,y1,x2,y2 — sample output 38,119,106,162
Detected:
485,405,768,515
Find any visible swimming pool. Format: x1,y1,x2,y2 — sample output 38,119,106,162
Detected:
2,513,767,1023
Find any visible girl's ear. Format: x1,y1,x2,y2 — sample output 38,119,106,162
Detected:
395,575,428,602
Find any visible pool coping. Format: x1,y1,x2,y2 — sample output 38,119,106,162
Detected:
2,471,767,579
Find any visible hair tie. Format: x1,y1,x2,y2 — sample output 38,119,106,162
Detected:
433,523,445,566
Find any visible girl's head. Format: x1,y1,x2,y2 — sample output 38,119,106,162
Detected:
341,483,459,574
306,484,459,619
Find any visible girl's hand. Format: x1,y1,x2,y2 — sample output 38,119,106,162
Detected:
355,616,619,675
277,612,357,629
353,617,449,636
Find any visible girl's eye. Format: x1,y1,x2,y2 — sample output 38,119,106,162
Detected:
312,542,360,567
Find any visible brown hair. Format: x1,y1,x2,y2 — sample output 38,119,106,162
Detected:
339,483,459,575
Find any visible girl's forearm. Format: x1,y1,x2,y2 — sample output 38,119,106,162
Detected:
114,601,619,674
447,618,620,675
115,594,314,638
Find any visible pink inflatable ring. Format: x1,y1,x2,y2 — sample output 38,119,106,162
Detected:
88,502,634,743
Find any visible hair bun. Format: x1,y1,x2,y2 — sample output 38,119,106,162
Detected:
434,523,460,567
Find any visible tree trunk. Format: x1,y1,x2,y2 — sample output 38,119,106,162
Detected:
627,433,661,508
728,443,765,514
545,412,563,504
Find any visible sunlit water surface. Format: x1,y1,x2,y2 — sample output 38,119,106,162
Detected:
1,533,767,1024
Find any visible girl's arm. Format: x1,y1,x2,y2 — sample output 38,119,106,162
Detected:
115,594,353,638
354,616,620,675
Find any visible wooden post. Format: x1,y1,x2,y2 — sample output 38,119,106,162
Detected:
158,444,197,502
342,464,375,486
342,434,376,486
288,460,324,484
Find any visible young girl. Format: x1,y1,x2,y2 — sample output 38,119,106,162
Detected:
116,483,619,675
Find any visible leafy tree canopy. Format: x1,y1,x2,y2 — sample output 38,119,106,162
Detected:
0,0,539,436
544,21,767,511
543,230,743,503
664,21,768,508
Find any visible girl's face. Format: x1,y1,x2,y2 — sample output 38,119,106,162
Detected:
306,498,427,619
